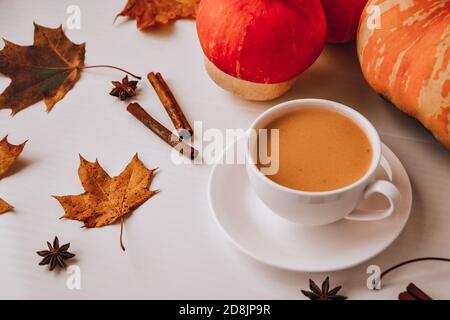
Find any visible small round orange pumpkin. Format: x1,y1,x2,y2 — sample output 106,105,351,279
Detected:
196,0,326,101
357,0,449,148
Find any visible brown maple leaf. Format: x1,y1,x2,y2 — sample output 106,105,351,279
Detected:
0,23,85,114
115,0,200,30
0,136,27,214
54,154,158,249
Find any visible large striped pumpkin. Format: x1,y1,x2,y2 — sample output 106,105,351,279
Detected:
357,0,449,148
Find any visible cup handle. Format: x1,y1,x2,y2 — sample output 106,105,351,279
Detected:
345,156,401,221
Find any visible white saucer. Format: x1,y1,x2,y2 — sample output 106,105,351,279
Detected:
208,140,412,272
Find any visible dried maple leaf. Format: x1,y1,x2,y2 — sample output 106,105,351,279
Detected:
115,0,200,30
0,136,27,214
54,154,158,249
0,23,85,114
0,199,13,215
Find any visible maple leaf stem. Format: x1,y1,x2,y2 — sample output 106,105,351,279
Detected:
120,218,126,252
31,65,142,80
79,65,142,80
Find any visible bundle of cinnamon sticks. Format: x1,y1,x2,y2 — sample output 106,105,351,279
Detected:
127,72,198,160
398,283,432,300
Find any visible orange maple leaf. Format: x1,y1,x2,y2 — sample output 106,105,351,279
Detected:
0,136,27,214
116,0,200,30
54,154,158,226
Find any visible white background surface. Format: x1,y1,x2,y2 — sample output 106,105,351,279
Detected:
0,0,449,299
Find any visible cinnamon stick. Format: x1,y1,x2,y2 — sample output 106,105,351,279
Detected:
127,103,198,160
398,292,417,300
147,72,193,139
406,283,432,300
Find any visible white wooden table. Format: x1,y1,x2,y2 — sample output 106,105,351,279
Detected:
0,0,449,299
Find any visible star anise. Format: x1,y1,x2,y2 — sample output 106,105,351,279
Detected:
301,277,347,300
37,236,75,271
110,75,138,100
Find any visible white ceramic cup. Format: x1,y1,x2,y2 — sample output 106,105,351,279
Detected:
246,99,401,226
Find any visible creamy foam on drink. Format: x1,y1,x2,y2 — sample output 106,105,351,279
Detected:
258,107,373,192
